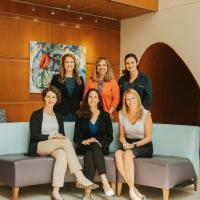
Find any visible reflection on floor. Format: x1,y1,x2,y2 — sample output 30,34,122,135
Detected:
0,179,200,200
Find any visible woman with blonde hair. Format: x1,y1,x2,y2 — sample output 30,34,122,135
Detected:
50,53,84,121
84,57,119,120
115,89,153,200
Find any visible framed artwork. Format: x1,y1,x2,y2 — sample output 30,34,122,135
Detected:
30,41,86,93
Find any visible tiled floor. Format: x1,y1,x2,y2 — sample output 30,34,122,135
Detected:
0,179,199,200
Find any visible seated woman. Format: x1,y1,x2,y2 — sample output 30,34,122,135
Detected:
115,89,153,200
29,86,98,200
74,88,115,200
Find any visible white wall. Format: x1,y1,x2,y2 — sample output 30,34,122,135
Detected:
121,0,200,86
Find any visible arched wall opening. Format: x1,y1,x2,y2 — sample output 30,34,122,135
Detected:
139,42,200,125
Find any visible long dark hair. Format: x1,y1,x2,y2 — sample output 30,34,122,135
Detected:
76,88,103,119
123,53,138,81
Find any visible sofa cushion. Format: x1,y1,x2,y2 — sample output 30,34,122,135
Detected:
118,155,196,189
0,154,54,187
0,153,117,187
152,124,199,176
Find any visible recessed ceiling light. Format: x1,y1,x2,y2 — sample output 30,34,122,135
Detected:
75,24,80,29
67,5,71,9
94,18,98,23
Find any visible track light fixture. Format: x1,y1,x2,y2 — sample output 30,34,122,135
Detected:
10,0,119,22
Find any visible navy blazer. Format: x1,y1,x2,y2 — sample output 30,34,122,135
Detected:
29,108,65,156
50,74,84,116
74,111,113,155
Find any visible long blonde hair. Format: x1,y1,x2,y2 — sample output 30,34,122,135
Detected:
122,89,144,119
92,57,114,81
59,53,82,85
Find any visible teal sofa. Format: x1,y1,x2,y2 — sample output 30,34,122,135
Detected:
0,122,199,200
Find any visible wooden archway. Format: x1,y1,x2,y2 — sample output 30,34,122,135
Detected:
139,42,200,125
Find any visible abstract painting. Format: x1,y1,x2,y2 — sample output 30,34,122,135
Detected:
30,41,86,93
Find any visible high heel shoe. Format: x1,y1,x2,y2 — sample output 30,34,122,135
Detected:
76,182,99,190
103,186,115,197
51,193,64,200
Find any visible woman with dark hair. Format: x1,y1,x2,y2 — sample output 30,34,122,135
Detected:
74,88,114,200
29,86,98,200
118,53,152,111
50,53,84,121
84,57,119,120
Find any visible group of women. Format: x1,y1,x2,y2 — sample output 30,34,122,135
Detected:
29,53,153,200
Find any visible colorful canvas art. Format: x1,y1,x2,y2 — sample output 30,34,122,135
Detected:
30,41,86,93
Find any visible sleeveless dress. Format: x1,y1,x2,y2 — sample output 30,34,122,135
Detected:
119,109,153,158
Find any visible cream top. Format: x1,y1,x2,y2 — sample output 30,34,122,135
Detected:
42,113,59,135
119,109,149,139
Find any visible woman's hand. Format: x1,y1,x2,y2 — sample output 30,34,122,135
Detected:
48,133,65,140
81,137,102,147
123,142,133,150
91,138,102,147
81,138,93,145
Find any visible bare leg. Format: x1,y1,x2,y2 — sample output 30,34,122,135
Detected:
115,150,141,200
123,150,141,200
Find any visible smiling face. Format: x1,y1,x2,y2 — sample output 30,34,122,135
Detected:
44,91,57,108
125,56,138,73
64,56,75,73
125,92,138,112
88,90,99,108
97,59,108,77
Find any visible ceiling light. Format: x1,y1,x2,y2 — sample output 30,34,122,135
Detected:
60,22,65,26
51,9,55,15
32,7,35,12
67,5,71,9
75,24,80,29
94,17,98,23
79,15,83,20
33,18,38,22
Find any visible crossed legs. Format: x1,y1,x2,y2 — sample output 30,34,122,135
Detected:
37,138,96,199
83,143,114,198
115,149,143,200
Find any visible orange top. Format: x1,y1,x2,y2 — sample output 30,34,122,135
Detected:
84,79,120,117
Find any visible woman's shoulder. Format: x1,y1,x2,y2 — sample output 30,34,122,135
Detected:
30,108,43,120
142,108,151,119
138,71,150,80
52,74,60,79
118,75,126,83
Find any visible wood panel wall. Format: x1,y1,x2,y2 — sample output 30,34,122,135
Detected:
0,12,120,121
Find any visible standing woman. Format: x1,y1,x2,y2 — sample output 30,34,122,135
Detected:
74,88,115,200
50,53,84,121
118,53,152,111
84,57,120,120
29,86,98,200
115,89,153,200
